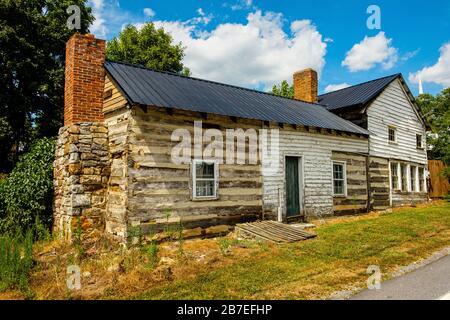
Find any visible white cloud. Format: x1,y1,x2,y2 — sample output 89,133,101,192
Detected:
324,83,351,93
143,8,155,18
88,0,140,39
409,42,450,88
90,0,104,10
342,32,398,72
88,0,107,37
401,49,420,62
154,10,327,89
230,0,254,11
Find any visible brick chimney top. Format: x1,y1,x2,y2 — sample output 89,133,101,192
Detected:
293,68,318,103
64,33,106,126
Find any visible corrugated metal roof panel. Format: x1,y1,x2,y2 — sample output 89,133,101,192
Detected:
105,60,370,135
318,74,400,110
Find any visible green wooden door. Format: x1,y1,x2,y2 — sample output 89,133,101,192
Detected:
285,156,300,217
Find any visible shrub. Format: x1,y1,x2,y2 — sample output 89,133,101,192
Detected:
145,241,159,268
0,137,55,234
0,230,34,292
445,193,450,202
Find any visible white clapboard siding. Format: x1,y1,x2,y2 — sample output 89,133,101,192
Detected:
367,79,427,164
262,129,369,217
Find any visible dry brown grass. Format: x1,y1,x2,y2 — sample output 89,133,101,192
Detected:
2,200,449,300
26,233,272,300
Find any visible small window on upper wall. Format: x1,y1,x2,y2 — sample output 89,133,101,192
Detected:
416,134,423,149
388,127,397,143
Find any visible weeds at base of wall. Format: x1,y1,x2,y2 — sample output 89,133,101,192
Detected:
145,241,159,269
0,230,34,296
444,193,450,202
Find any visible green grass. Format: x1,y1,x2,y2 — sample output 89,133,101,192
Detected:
136,203,450,300
0,231,34,294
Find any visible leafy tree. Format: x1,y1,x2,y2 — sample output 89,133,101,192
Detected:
106,23,190,75
0,138,55,234
416,88,450,177
271,80,294,98
0,0,94,172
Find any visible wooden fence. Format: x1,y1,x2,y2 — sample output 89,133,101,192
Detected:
428,160,450,198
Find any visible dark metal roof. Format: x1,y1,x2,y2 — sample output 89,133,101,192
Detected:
104,60,369,136
318,74,400,110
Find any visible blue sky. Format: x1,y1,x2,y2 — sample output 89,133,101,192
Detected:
88,0,450,95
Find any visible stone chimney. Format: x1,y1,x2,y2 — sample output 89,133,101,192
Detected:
293,68,318,103
54,34,110,241
64,33,106,126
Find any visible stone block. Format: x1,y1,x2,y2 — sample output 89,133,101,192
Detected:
67,175,80,184
69,184,84,194
205,225,231,237
81,153,100,161
80,175,102,185
101,166,111,176
82,167,94,175
69,135,79,144
68,144,78,153
92,143,107,151
68,125,80,134
182,227,203,239
82,160,100,167
92,132,107,138
78,145,91,153
68,163,82,175
91,126,108,133
71,194,90,208
79,138,93,145
92,149,108,157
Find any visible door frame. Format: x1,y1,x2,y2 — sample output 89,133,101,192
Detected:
283,154,304,220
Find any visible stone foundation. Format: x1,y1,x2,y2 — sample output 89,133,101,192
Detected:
53,122,110,240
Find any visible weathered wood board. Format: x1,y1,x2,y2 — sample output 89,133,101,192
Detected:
236,221,316,243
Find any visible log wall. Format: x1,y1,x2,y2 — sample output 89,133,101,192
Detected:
332,152,369,215
123,106,264,236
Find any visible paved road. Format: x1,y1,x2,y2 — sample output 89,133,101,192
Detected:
350,254,450,300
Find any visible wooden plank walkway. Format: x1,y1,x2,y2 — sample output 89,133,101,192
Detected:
235,220,316,243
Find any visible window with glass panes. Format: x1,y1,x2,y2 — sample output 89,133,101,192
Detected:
419,167,425,192
401,164,408,191
410,166,417,191
333,162,346,196
391,162,399,190
388,127,396,142
192,160,217,198
416,134,423,149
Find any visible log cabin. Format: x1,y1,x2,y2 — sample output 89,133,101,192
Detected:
53,34,429,241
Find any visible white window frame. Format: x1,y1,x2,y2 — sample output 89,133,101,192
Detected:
415,166,420,192
332,161,347,197
400,163,408,192
397,162,402,191
191,159,219,200
390,162,400,191
416,134,423,149
388,126,397,143
410,165,417,192
418,167,425,192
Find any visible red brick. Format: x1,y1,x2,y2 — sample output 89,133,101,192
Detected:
293,69,318,103
64,33,106,126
